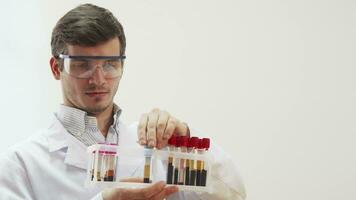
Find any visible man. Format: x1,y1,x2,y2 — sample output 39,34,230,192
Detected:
0,4,246,200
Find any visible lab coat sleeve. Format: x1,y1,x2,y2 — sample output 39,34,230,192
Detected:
0,154,36,200
200,143,246,199
127,122,246,200
90,192,104,200
180,142,246,200
182,127,247,200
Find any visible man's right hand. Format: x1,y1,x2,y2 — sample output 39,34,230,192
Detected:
102,181,178,200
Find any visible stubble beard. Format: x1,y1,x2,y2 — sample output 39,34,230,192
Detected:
85,97,112,114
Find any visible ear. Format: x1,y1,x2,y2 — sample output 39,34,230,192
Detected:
50,57,61,80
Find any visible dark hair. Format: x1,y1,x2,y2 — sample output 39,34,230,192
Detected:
51,3,126,58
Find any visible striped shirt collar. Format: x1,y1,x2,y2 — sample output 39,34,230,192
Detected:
56,104,122,146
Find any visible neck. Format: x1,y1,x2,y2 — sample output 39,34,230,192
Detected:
87,104,114,138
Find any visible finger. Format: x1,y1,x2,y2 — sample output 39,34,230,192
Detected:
102,182,168,200
163,117,177,143
175,121,189,136
152,185,179,200
138,113,148,145
119,177,143,183
156,110,170,149
147,109,159,147
126,181,166,199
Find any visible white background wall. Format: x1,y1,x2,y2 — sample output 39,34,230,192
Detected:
0,0,355,199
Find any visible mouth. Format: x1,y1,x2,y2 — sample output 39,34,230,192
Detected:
85,91,109,97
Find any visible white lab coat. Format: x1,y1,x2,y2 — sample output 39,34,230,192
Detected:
0,116,246,200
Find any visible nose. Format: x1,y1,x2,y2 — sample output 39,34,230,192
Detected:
88,66,106,85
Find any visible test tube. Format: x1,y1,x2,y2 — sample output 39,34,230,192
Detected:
104,150,117,182
102,151,109,181
112,147,118,181
166,136,176,184
196,139,204,186
90,151,95,181
144,146,153,183
181,136,190,185
173,137,180,185
188,137,199,185
200,138,210,186
178,136,188,185
95,150,104,181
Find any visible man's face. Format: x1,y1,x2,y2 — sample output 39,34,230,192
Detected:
58,38,122,114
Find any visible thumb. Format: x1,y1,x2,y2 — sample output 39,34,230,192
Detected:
119,177,143,183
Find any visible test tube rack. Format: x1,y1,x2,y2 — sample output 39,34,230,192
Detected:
85,143,212,193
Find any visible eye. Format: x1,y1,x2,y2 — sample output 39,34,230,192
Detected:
103,60,121,70
71,60,89,70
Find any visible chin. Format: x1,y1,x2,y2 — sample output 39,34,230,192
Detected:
85,102,112,114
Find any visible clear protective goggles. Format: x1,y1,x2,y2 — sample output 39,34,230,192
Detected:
58,54,126,79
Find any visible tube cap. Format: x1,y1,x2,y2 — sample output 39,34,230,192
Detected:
144,145,153,156
180,136,189,147
175,136,182,147
197,138,203,149
202,138,210,150
168,135,177,146
188,137,199,148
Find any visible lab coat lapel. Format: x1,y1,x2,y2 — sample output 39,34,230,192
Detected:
117,120,133,148
63,134,88,170
116,121,144,177
47,116,88,170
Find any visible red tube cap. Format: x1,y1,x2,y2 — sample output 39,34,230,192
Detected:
168,135,177,146
180,136,189,147
188,137,199,148
202,138,210,150
197,138,204,149
175,136,182,147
